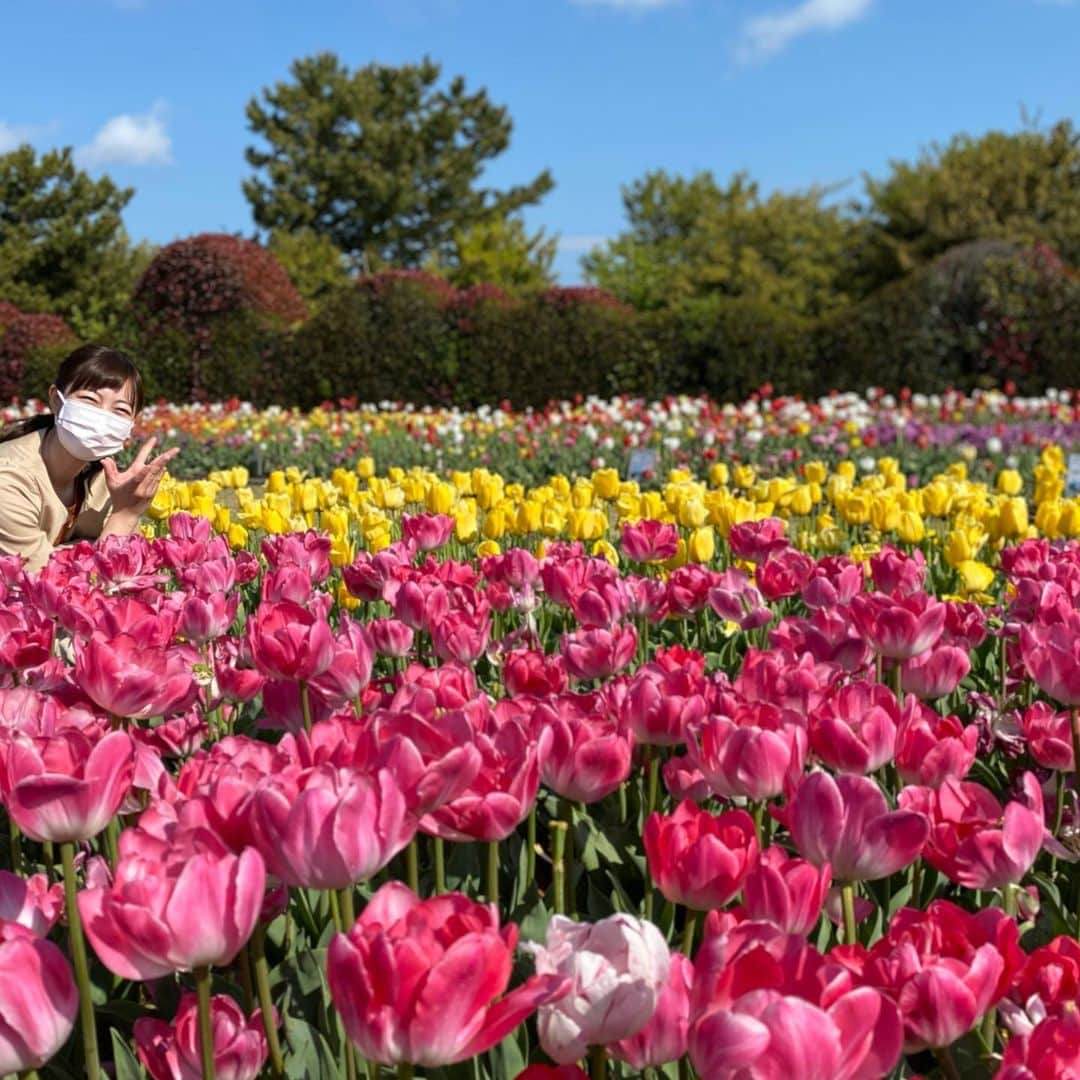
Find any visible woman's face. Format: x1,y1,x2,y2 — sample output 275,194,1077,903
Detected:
50,380,138,420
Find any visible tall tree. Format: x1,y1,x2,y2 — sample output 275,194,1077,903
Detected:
427,215,557,291
243,53,554,269
268,227,352,311
859,119,1080,290
583,170,856,315
0,145,140,330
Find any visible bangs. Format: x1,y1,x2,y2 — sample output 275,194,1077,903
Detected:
57,345,144,413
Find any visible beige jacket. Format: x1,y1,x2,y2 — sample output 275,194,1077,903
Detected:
0,428,112,572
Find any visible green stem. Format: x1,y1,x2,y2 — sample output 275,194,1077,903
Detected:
406,839,420,895
42,840,54,885
682,909,698,958
935,1045,962,1080
486,840,499,910
61,842,100,1080
397,1064,414,1079
195,965,217,1080
561,798,576,919
841,882,857,946
340,887,356,931
590,1044,607,1080
552,821,568,916
433,836,446,895
300,680,313,734
251,923,285,1079
751,802,764,848
329,887,343,933
104,817,119,872
527,806,537,884
8,820,20,875
236,941,254,1015
644,748,660,921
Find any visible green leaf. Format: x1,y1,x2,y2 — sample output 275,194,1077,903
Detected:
111,1028,146,1080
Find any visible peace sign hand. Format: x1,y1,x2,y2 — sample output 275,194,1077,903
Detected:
101,437,180,519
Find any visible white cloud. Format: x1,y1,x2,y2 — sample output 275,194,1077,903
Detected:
559,234,609,253
571,0,682,10
737,0,874,63
76,100,172,167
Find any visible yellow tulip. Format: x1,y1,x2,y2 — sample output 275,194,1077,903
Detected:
708,462,730,487
426,482,455,515
355,457,375,479
896,511,926,544
996,470,1023,496
591,539,619,567
476,539,501,558
687,526,715,563
592,468,621,500
957,560,995,593
227,524,249,549
997,497,1029,539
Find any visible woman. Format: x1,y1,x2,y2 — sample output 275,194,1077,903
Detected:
0,343,178,572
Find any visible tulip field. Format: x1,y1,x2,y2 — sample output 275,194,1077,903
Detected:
10,388,1080,1080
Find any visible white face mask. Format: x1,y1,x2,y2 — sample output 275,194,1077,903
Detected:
53,389,134,462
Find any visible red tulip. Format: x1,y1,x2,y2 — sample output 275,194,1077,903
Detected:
898,773,1045,890
249,764,416,889
245,599,334,682
644,800,759,912
503,649,567,696
75,634,198,720
786,771,928,882
741,845,831,936
327,881,567,1067
609,952,692,1069
0,728,135,842
135,992,268,1080
894,698,977,788
78,827,265,979
999,1010,1080,1080
538,693,633,803
809,681,899,775
0,920,78,1074
849,591,946,659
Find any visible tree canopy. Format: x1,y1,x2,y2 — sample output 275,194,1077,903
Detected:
426,215,557,292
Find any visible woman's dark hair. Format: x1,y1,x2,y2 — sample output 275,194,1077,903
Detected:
0,344,143,503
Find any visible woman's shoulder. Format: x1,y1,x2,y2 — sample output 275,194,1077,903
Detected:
0,429,48,468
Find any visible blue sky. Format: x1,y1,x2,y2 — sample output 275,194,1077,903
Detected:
3,0,1080,282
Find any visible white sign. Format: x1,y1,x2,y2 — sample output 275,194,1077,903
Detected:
1068,454,1080,498
627,448,658,481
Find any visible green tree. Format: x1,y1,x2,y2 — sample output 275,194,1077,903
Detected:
427,215,557,291
0,145,142,331
268,227,352,311
583,170,855,315
243,53,554,269
859,119,1080,290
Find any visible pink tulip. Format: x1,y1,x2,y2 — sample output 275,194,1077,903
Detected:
1020,611,1080,706
900,644,971,700
245,599,334,682
560,624,637,681
327,881,567,1067
687,702,807,803
177,590,239,644
786,771,928,882
307,613,374,706
249,764,416,889
0,603,53,674
261,530,332,584
869,545,926,596
609,952,692,1069
809,681,899,775
756,549,815,602
644,800,759,912
0,921,79,1074
998,1010,1080,1079
78,827,265,979
0,871,63,936
393,579,450,632
402,512,455,551
662,755,711,803
432,609,491,664
708,569,772,632
861,900,1016,1052
727,518,789,564
666,565,716,617
894,698,977,788
898,773,1045,890
742,845,832,936
537,694,633,803
621,519,679,563
75,634,198,720
0,728,135,842
368,617,414,658
135,992,268,1080
503,649,567,696
623,659,710,746
687,922,902,1080
530,913,671,1063
515,1069,587,1080
1020,701,1075,770
849,591,947,659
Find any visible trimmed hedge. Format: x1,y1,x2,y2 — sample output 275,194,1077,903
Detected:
0,311,77,401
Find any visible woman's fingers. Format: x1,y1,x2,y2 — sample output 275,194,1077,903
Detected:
131,436,158,469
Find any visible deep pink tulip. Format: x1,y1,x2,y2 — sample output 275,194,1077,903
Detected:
898,773,1045,890
742,845,832,936
998,1010,1080,1079
538,694,633,803
261,530,332,584
177,590,239,645
368,617,414,658
307,613,374,706
1020,701,1075,770
687,922,902,1080
393,579,451,633
503,649,568,696
756,548,815,603
249,764,416,889
900,644,971,700
666,565,716,617
861,901,1016,1052
0,921,78,1074
78,827,265,979
482,547,541,590
662,755,711,803
708,569,772,632
432,609,491,664
623,660,710,747
687,702,807,803
809,681,899,775
514,1069,587,1080
135,992,268,1080
327,881,567,1067
1020,613,1080,706
727,518,789,564
802,557,864,610
531,913,670,1064
568,578,630,630
621,519,679,563
644,800,759,912
609,952,692,1069
75,634,198,720
894,698,977,788
402,512,455,551
869,545,926,596
213,638,267,703
786,771,929,882
421,711,548,842
0,871,63,936
560,624,637,681
0,728,135,842
0,603,53,674
245,599,334,682
849,591,947,660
